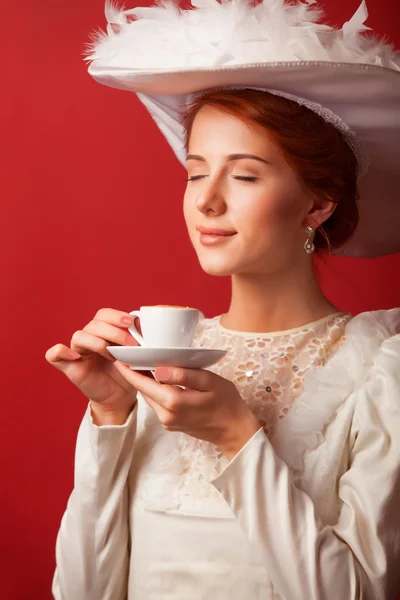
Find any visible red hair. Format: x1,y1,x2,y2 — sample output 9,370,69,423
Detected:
182,88,360,255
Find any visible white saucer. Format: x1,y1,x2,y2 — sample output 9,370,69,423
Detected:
106,346,227,370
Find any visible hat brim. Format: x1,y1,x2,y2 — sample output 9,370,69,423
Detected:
89,61,400,257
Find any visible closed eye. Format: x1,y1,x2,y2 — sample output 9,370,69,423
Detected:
233,176,258,182
184,175,258,182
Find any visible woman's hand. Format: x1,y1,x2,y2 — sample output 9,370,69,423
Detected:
113,362,262,459
45,308,140,425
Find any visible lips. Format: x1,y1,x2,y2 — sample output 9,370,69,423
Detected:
197,226,237,247
196,226,237,236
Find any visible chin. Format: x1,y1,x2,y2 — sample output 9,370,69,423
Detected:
196,254,239,277
191,235,249,275
200,265,235,277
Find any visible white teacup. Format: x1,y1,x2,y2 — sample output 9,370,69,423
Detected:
128,305,200,348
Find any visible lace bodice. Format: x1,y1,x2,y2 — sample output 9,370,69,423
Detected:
173,311,353,505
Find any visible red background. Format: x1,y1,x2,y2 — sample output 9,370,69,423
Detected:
2,1,399,598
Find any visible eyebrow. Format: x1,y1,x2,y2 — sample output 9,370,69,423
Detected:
186,153,271,166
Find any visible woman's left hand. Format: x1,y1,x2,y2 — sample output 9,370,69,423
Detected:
113,361,261,460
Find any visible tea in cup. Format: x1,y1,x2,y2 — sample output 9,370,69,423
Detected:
128,305,200,348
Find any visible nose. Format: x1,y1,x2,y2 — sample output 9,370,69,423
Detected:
195,176,227,216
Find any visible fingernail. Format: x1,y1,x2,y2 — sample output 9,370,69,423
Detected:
121,316,133,325
68,350,81,359
155,367,170,381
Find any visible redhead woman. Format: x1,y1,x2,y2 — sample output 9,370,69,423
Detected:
45,1,400,598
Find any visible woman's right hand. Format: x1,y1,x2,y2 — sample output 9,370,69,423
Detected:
45,308,140,425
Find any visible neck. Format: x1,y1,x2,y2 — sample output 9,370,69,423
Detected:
220,259,340,334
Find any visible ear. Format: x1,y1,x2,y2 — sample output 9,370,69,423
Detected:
301,192,337,230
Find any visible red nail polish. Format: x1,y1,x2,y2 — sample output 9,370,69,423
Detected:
156,367,170,381
121,316,133,325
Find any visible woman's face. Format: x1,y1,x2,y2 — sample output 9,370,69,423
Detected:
183,105,315,277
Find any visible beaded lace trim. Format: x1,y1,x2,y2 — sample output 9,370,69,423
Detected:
172,311,353,505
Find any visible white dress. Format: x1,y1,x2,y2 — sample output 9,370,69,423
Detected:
52,309,400,600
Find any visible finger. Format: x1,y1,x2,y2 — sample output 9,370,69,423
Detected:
113,362,184,409
138,391,173,426
45,344,81,370
94,307,136,327
154,366,213,391
93,309,143,335
84,319,139,347
70,329,116,361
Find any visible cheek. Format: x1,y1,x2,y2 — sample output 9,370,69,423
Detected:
242,188,300,233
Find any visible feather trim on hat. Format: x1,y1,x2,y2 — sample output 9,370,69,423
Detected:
83,0,400,72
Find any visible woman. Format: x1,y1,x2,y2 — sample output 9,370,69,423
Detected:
46,1,400,598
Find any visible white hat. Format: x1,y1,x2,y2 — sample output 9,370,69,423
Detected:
84,0,400,257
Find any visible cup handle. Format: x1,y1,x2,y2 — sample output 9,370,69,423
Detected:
128,310,146,347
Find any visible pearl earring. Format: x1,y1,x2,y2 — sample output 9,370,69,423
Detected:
304,226,315,254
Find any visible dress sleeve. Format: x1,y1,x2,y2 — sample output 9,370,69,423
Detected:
211,334,400,600
52,401,138,600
